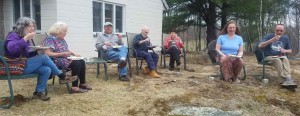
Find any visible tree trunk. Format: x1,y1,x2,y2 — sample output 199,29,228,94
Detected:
205,1,217,47
221,2,229,29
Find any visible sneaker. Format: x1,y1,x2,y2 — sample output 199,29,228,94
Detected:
33,92,50,101
281,80,297,86
119,75,129,81
59,76,78,84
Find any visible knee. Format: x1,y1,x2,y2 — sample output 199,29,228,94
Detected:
273,58,282,64
238,58,245,65
40,66,51,75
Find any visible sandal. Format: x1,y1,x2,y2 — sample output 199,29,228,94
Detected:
71,87,88,93
79,84,92,90
59,76,78,84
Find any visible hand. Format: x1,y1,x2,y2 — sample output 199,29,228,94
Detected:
280,48,286,53
273,35,281,42
221,55,227,62
178,37,183,43
62,52,72,57
144,38,150,43
74,53,81,57
116,34,122,40
104,41,112,46
24,32,36,41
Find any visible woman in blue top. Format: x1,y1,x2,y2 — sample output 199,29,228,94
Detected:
216,21,244,83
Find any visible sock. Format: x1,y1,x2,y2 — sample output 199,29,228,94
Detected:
57,73,66,80
285,76,293,82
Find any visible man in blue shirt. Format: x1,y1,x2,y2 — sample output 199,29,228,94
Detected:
133,26,160,78
258,24,297,86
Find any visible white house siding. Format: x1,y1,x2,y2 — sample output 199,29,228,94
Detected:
3,0,14,36
2,0,165,58
40,0,57,33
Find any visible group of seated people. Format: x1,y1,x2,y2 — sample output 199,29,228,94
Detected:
95,23,185,79
3,17,185,101
3,17,297,102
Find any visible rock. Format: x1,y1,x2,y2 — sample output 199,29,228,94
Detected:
169,106,243,116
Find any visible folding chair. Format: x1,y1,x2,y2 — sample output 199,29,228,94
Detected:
207,40,246,80
254,42,273,80
126,32,150,75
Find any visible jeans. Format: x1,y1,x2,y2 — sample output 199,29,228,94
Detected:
23,55,62,93
104,45,128,76
137,51,158,70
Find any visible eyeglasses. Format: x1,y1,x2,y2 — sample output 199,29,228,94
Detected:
276,30,284,32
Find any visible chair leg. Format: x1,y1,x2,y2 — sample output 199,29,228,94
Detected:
219,64,223,80
96,63,100,78
139,60,143,69
183,51,187,70
66,83,71,94
135,58,139,75
262,64,266,80
163,55,166,68
0,78,14,109
52,76,55,85
104,62,108,80
238,65,247,80
127,58,132,78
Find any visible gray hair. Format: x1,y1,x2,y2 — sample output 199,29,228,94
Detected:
13,17,36,37
48,22,68,36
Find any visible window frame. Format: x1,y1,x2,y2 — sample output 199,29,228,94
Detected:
93,1,125,34
13,0,41,33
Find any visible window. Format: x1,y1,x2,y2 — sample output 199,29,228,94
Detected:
93,1,124,33
14,0,41,30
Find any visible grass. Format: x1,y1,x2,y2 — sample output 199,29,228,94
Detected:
0,52,300,116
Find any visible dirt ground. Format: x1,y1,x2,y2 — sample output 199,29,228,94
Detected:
0,52,300,116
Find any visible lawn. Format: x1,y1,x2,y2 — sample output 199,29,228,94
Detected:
0,52,299,116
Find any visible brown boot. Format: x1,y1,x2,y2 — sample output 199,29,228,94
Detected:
149,70,160,78
144,67,150,75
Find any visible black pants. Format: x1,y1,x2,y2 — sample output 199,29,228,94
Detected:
69,60,86,87
166,46,180,68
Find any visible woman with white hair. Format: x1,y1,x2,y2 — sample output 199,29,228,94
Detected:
43,22,92,93
4,17,77,101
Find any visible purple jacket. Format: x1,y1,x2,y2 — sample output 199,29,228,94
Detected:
5,32,30,59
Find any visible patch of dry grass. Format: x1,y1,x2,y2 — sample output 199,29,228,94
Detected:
0,52,300,115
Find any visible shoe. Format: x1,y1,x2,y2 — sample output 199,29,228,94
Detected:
71,87,88,93
176,61,181,66
79,84,92,90
59,76,78,84
119,75,130,81
281,80,297,86
33,92,50,101
119,59,127,68
144,67,150,75
149,70,160,78
169,67,175,71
